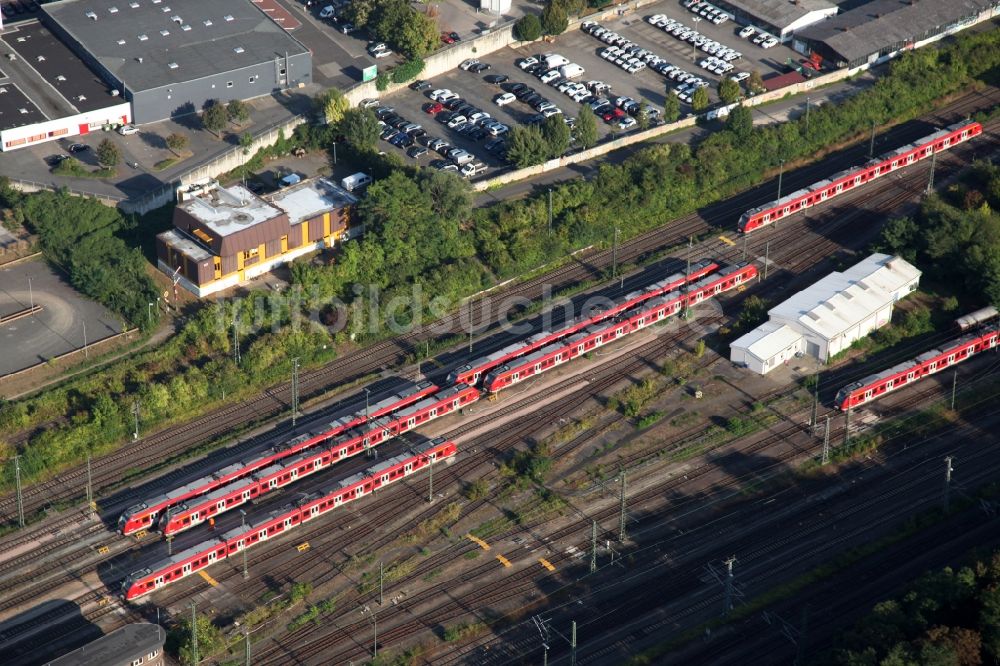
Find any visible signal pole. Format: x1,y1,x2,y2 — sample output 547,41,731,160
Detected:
364,388,371,458
244,629,251,666
810,377,819,429
291,357,300,427
427,456,434,503
532,616,551,666
950,371,957,410
844,405,851,448
14,455,24,527
570,620,578,666
618,470,627,542
589,520,598,573
612,226,620,281
943,456,953,511
548,188,553,232
132,400,140,440
233,318,241,365
240,510,249,580
167,533,174,555
379,559,384,606
763,241,770,280
742,234,748,261
804,97,810,133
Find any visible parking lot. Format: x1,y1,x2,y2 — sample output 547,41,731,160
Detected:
370,0,805,178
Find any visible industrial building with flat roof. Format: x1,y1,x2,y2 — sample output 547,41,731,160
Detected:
710,0,838,41
157,178,356,296
730,253,921,374
794,0,1000,68
44,623,165,666
42,0,311,123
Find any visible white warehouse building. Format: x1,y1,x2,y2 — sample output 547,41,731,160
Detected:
730,253,921,374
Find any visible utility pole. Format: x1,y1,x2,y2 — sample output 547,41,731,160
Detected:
618,470,627,542
742,233,748,261
723,556,736,616
364,388,372,458
244,629,251,666
361,605,377,658
379,559,384,606
548,188,553,232
85,454,94,513
821,416,831,465
533,616,551,666
468,300,475,354
926,149,937,194
612,226,620,281
132,400,140,440
943,456,953,511
427,455,434,503
14,455,24,528
233,318,241,365
191,602,199,665
570,620,578,666
763,241,770,280
810,377,819,429
28,276,34,310
844,405,851,448
167,533,174,555
777,160,785,201
291,357,300,427
804,97,810,133
240,510,249,580
868,120,877,159
589,520,598,573
950,371,957,410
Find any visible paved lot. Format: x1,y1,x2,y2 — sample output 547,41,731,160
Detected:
0,260,124,376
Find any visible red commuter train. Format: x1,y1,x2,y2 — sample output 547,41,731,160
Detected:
738,121,982,233
834,326,999,410
118,380,437,535
156,384,478,535
484,263,758,392
122,439,456,601
447,259,720,386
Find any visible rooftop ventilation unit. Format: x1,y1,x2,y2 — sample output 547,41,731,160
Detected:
56,74,66,81
151,0,160,3
85,10,97,19
181,24,191,30
0,87,6,93
138,33,148,40
77,95,87,102
203,19,212,26
118,38,126,44
170,15,181,22
129,1,139,6
19,108,29,114
108,6,118,13
168,62,178,69
233,46,244,53
36,55,46,62
137,56,143,62
224,14,234,21
160,29,170,36
161,5,170,11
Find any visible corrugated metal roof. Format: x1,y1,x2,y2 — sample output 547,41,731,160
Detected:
731,321,803,362
719,0,837,29
798,0,994,63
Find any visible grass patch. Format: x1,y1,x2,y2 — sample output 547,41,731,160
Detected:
442,621,488,642
153,157,180,170
52,158,116,179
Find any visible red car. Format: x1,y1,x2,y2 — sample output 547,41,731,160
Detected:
441,31,456,44
424,102,445,115
602,108,625,122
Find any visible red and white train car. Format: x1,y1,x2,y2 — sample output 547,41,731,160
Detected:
118,381,437,535
447,260,720,386
835,326,999,410
158,385,477,535
738,121,982,233
122,439,457,600
484,263,757,392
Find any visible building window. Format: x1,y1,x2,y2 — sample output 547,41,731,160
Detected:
226,81,234,88
213,256,221,279
249,75,257,83
243,247,259,264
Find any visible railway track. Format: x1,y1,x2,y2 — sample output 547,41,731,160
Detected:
2,86,997,533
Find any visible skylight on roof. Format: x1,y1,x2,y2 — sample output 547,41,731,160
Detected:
203,19,212,26
168,62,178,69
129,1,139,7
224,14,234,21
160,29,170,36
181,24,191,30
117,39,126,44
233,46,244,53
108,6,118,13
138,33,148,40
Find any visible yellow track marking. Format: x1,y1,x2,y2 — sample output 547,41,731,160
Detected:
496,555,512,568
198,570,219,587
539,558,556,571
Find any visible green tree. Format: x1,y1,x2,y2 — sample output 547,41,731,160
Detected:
202,100,228,135
370,0,438,58
726,105,753,142
314,88,350,125
96,139,120,167
343,0,375,27
226,99,251,126
514,13,542,41
506,125,550,167
663,93,680,123
691,87,710,112
165,133,189,155
166,613,226,666
748,70,766,95
340,108,380,153
718,77,741,105
575,105,598,149
541,115,570,158
636,101,650,130
541,1,568,35
239,132,254,155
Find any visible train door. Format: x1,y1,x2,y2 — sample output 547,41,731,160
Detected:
907,371,915,382
269,477,278,489
154,575,165,589
947,354,955,365
783,206,790,216
929,362,938,373
891,160,898,170
835,183,843,193
864,389,873,401
429,408,438,417
404,461,413,474
534,363,542,374
408,417,416,428
243,489,252,501
820,190,828,201
290,468,299,480
512,372,520,382
284,517,293,529
313,459,323,471
182,563,192,576
237,538,246,551
191,511,200,523
854,175,862,186
208,550,218,563
216,500,225,513
334,495,343,507
886,379,894,390
259,529,268,541
310,505,320,518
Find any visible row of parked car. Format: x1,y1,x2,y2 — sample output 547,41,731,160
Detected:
681,0,729,25
646,14,744,62
739,25,780,49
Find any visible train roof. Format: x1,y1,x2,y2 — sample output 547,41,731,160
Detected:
918,127,951,145
807,178,833,192
370,453,409,474
411,437,447,454
254,463,285,479
278,434,312,451
213,461,246,479
955,306,999,330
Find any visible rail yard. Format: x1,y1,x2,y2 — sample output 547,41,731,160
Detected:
2,34,1000,666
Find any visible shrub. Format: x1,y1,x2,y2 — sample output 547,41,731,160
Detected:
390,58,425,84
514,13,542,41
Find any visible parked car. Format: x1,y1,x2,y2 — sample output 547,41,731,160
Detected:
430,159,459,172
540,70,561,84
517,56,539,70
410,80,432,91
117,124,138,136
360,98,380,108
492,92,515,107
389,132,413,148
485,138,506,153
459,58,480,71
618,116,637,130
424,102,445,115
484,74,509,85
68,143,88,153
407,145,429,159
440,31,457,44
461,162,487,178
447,148,474,165
729,71,750,82
446,115,468,129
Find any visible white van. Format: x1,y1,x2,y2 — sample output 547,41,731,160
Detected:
341,172,372,191
543,53,570,69
559,63,585,79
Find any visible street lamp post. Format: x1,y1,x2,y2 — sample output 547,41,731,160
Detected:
147,302,153,325
27,277,33,310
691,17,701,62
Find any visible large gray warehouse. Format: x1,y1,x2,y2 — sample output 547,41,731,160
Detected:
42,0,312,123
